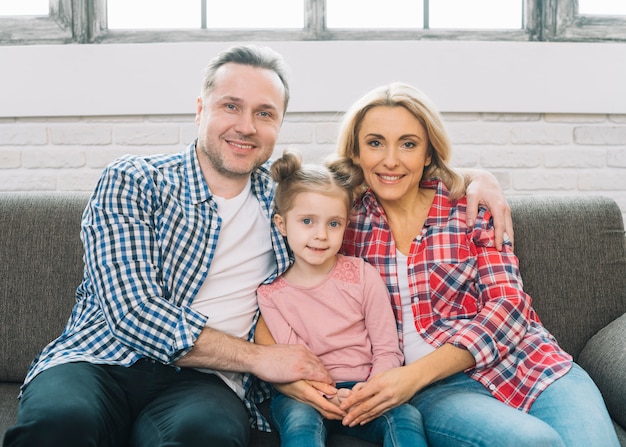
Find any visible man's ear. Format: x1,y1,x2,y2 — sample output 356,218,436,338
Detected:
274,214,287,236
195,96,203,125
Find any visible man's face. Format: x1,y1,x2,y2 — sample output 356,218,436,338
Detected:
195,62,285,183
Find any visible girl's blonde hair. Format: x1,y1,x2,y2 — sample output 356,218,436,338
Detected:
270,149,364,215
336,82,464,199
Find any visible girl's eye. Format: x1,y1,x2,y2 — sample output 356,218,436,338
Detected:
302,218,312,225
329,221,340,228
402,141,416,149
368,140,381,148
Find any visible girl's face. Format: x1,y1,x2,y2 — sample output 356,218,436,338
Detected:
274,189,348,272
355,105,432,205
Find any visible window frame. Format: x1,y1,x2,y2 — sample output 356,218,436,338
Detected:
0,0,74,44
541,0,626,41
0,0,625,45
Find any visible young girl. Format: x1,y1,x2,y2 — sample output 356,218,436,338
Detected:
255,149,425,447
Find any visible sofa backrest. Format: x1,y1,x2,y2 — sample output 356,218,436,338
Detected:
1,192,625,383
509,195,626,359
0,192,90,382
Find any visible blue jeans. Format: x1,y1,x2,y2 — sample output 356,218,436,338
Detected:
271,382,427,447
409,363,620,447
4,360,250,447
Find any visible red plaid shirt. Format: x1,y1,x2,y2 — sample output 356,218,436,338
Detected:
341,178,572,412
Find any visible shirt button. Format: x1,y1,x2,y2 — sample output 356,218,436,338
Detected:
489,384,496,391
211,222,218,229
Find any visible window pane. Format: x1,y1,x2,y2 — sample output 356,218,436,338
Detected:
0,0,48,16
327,0,424,29
579,0,626,16
107,0,200,30
430,0,523,29
206,0,303,28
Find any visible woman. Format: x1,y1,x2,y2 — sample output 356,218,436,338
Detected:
330,82,619,446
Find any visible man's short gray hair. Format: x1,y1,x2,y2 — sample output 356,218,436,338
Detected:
201,44,291,113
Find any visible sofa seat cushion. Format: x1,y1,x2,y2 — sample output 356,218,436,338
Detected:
578,312,626,428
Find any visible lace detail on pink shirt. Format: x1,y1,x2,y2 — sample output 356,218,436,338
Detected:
331,255,361,284
256,277,287,297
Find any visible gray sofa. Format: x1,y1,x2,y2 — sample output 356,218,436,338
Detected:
1,192,625,446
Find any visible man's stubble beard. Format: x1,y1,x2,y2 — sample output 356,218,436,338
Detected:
199,137,266,180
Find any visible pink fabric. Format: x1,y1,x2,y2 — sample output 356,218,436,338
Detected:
257,254,403,382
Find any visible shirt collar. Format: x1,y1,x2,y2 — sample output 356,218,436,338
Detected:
359,178,452,228
184,140,211,205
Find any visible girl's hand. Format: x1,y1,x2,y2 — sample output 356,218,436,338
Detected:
274,380,346,420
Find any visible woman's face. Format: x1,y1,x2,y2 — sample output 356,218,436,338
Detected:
356,105,432,204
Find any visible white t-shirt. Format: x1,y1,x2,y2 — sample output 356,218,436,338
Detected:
192,179,275,398
396,251,436,364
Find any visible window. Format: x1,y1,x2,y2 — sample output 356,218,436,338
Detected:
578,0,626,16
326,0,523,30
106,0,304,30
0,0,49,16
1,0,625,45
325,0,424,29
107,0,200,30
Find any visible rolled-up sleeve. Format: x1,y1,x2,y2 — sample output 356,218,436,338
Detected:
447,214,533,370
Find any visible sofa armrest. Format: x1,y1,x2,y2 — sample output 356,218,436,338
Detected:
578,312,626,428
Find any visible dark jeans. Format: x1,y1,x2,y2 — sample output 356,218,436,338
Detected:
3,360,250,447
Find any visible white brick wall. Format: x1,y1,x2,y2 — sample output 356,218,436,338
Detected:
1,112,626,221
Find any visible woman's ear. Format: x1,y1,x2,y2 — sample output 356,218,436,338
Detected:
274,214,287,236
425,146,433,167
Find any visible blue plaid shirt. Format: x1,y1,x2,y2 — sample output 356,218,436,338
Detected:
22,142,290,431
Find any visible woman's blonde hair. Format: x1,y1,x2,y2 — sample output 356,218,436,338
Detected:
335,82,464,199
270,149,364,215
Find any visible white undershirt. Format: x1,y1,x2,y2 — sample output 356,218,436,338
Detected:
396,251,435,364
192,179,275,398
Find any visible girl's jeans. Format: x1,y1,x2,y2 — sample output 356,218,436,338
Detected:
271,382,427,447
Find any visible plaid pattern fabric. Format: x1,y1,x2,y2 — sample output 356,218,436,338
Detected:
342,179,572,412
22,142,289,431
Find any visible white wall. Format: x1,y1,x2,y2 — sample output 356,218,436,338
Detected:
2,40,625,116
1,40,625,218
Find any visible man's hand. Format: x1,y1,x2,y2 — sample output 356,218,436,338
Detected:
176,326,332,385
463,169,514,250
251,343,333,385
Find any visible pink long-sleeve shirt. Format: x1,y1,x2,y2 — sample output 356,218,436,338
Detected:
257,254,403,382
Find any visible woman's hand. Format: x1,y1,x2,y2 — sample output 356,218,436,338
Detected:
339,366,418,427
274,380,347,420
339,345,476,427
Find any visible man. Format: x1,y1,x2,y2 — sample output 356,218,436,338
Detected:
4,44,511,447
